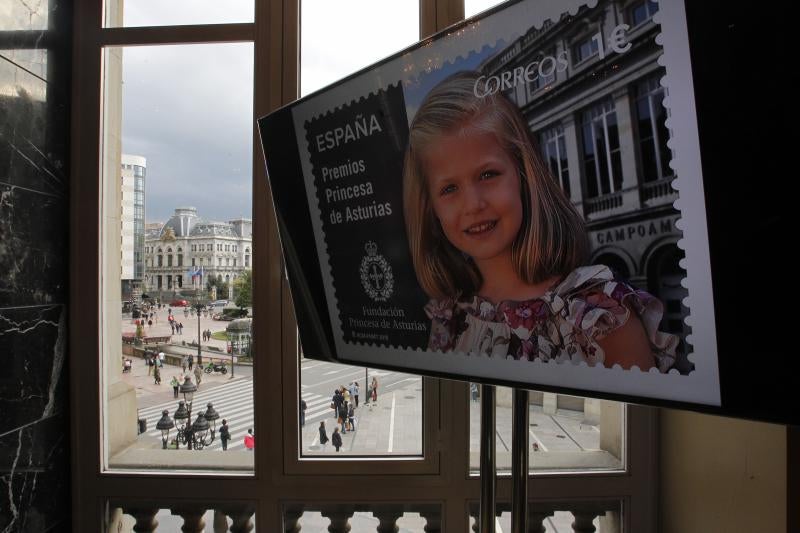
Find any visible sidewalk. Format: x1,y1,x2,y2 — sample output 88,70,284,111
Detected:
121,353,243,410
302,380,424,456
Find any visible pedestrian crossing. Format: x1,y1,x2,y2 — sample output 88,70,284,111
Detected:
138,377,257,451
136,378,338,451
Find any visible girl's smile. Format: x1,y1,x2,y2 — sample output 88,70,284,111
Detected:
423,125,523,270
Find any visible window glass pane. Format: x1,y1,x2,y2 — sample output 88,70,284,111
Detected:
103,0,254,28
2,3,47,30
469,386,625,474
300,360,422,456
465,0,505,18
299,0,422,458
300,0,419,96
102,43,254,472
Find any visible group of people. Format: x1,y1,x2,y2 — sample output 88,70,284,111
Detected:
316,377,379,452
169,317,184,335
145,350,165,384
201,329,213,342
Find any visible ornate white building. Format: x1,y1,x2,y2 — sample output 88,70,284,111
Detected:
143,207,252,295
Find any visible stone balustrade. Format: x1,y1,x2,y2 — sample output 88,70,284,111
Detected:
108,499,619,532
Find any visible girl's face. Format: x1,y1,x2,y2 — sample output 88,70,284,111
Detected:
423,125,523,267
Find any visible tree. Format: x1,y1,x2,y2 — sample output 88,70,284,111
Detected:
233,270,252,309
206,276,229,301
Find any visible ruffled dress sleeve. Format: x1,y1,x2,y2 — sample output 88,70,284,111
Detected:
424,298,459,352
557,265,679,372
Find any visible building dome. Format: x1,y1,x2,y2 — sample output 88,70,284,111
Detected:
160,207,199,239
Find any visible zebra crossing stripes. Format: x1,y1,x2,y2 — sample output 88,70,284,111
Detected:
138,377,257,451
302,391,335,424
136,379,336,451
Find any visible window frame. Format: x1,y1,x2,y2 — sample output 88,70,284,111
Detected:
69,0,657,531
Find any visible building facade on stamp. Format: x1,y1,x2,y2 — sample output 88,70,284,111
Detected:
479,0,690,365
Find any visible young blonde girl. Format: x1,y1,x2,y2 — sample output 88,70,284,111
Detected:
402,71,677,371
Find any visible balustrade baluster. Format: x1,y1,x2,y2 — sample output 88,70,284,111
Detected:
571,510,602,533
372,505,403,533
213,509,228,533
283,505,305,533
171,506,206,533
321,507,354,533
419,508,442,532
527,510,553,533
219,505,256,533
127,507,159,533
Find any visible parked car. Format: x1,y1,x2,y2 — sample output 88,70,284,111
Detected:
170,299,189,307
211,300,228,307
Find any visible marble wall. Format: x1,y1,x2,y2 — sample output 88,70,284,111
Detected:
0,0,72,530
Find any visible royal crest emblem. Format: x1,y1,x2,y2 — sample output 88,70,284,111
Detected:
360,241,394,302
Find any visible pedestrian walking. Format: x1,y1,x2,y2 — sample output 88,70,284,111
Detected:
347,402,355,431
352,382,360,407
178,322,183,334
188,354,194,370
332,427,342,452
343,386,351,406
158,351,165,367
181,356,188,373
470,383,479,402
153,364,161,385
337,401,348,434
331,389,342,416
147,318,152,328
170,322,175,334
300,398,307,427
371,376,378,405
146,353,153,376
220,419,230,451
319,421,329,450
170,375,179,398
194,364,202,387
244,428,255,451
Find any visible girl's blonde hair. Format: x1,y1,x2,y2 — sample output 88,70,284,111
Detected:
403,71,588,299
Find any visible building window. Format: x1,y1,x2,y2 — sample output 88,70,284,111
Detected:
635,73,671,183
527,51,557,95
157,255,163,267
539,124,570,196
572,33,599,64
580,98,622,198
191,258,196,266
628,0,659,27
245,255,250,268
167,254,173,267
177,254,183,267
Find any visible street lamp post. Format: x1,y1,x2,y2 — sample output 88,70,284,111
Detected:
179,376,197,450
194,301,204,367
170,376,220,450
156,410,175,449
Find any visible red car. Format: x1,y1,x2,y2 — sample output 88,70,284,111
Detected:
170,299,189,307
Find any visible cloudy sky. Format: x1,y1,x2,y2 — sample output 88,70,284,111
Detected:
120,0,499,224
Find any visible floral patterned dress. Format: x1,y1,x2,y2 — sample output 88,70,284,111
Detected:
425,265,678,372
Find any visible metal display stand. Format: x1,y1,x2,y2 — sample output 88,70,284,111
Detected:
479,386,529,533
510,389,529,533
479,385,496,532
